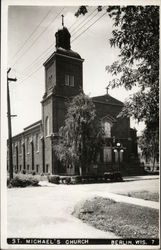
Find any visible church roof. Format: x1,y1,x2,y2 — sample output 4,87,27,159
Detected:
24,120,42,131
92,94,123,106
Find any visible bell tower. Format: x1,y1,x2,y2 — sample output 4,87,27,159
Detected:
41,18,84,174
43,21,84,98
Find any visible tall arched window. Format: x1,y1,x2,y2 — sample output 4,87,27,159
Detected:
26,137,29,153
104,121,111,138
19,140,22,154
45,116,50,136
35,134,39,152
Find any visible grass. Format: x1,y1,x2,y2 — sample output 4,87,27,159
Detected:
72,197,159,238
122,191,159,202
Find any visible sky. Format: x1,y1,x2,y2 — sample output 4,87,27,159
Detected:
6,4,145,137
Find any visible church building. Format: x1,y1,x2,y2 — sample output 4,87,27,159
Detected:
7,25,138,176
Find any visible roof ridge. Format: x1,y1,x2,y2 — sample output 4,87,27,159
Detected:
92,94,123,105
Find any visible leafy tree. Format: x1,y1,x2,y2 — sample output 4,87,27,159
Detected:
139,127,159,170
54,93,104,176
105,6,159,126
75,5,159,158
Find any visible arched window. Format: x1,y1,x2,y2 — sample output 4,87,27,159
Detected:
45,116,50,136
19,140,22,154
104,121,111,138
35,134,39,152
26,137,29,153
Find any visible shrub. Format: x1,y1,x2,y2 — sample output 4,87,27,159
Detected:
32,170,36,175
71,175,82,184
104,172,123,182
7,177,10,186
8,175,39,188
48,175,60,184
64,176,71,184
60,176,71,184
113,172,123,181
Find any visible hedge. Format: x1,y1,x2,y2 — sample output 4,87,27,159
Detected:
7,175,39,188
48,175,60,184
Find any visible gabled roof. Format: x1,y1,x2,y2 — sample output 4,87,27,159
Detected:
92,94,123,106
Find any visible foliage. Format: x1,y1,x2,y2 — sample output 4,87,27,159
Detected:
54,93,104,176
105,6,159,129
8,174,39,188
75,6,103,17
138,127,159,169
60,176,71,184
48,175,60,184
75,6,88,17
70,175,82,184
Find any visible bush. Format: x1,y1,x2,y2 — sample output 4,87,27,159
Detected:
48,175,60,184
64,177,71,184
60,176,71,184
8,175,39,188
7,177,10,186
71,175,82,184
104,172,123,182
32,170,36,175
113,172,123,181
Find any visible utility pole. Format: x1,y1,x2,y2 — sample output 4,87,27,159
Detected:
7,68,17,180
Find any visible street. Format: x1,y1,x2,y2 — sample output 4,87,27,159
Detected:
7,176,159,238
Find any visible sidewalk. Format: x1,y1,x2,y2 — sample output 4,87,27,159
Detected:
39,179,159,210
123,175,159,182
92,191,159,209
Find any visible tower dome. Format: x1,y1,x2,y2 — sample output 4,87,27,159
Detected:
55,27,71,50
55,26,82,59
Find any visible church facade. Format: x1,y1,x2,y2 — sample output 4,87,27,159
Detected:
7,26,138,176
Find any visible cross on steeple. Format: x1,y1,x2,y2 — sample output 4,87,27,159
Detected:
106,85,110,94
61,14,64,27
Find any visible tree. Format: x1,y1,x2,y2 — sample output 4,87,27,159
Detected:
105,6,159,163
54,93,104,176
75,5,159,157
139,127,159,171
105,6,159,125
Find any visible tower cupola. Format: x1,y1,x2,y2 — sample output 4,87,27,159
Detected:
55,27,71,50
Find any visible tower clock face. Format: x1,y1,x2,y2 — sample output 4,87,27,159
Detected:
46,62,55,91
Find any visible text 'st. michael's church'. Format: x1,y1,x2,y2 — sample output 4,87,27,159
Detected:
7,23,138,176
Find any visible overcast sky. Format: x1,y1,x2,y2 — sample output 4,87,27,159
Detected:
6,4,145,138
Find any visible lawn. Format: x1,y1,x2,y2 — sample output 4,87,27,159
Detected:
121,191,159,202
72,197,159,238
